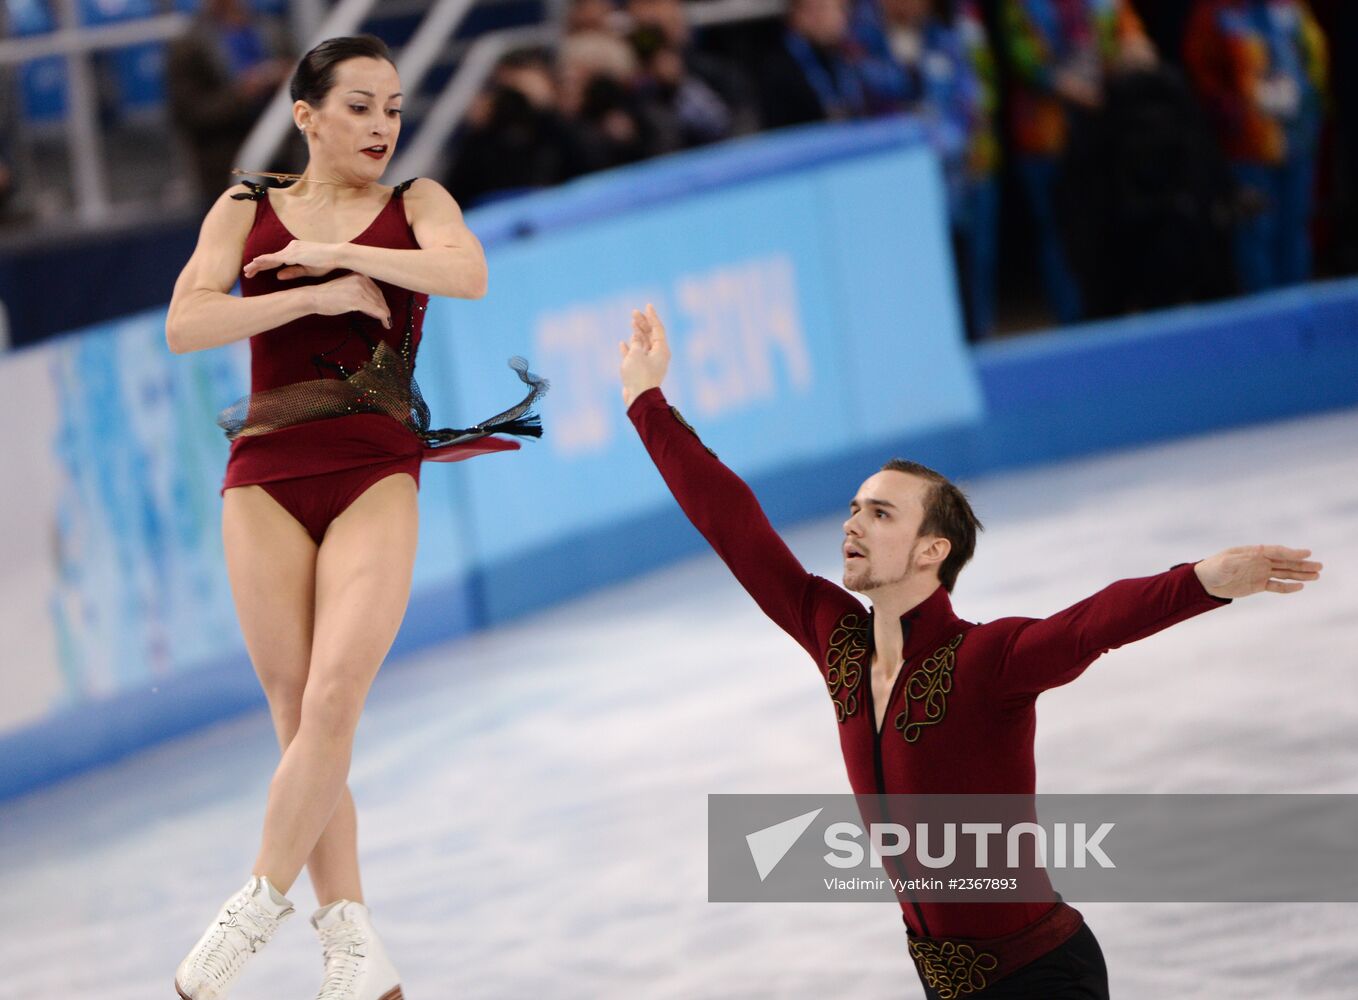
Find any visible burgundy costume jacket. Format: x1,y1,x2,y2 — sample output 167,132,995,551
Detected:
629,388,1228,949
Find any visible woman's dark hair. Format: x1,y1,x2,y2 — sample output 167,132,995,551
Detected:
290,35,395,105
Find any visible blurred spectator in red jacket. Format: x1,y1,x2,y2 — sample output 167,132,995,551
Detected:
1184,0,1329,292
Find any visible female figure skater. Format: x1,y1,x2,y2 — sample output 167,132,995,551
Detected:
166,35,543,1000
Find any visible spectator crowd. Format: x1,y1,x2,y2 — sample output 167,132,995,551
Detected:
443,0,1351,338
1,0,1348,340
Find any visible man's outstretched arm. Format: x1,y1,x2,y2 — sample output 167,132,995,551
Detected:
620,305,835,654
993,548,1323,697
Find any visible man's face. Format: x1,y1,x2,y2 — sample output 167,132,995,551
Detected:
841,470,938,594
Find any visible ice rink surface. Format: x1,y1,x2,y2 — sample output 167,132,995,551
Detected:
4,407,1357,999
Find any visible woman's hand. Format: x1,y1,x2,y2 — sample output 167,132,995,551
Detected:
243,239,341,281
310,272,392,329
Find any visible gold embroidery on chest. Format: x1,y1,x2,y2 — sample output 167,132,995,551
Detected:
824,613,868,723
908,938,998,999
894,634,965,744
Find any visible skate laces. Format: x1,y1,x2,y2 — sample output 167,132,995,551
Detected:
194,895,284,984
316,919,368,998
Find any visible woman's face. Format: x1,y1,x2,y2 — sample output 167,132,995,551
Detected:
296,57,403,184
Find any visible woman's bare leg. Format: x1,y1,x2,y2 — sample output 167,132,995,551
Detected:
248,473,419,894
223,485,365,904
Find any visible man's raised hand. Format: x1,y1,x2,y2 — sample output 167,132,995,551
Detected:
619,303,671,407
1194,546,1323,599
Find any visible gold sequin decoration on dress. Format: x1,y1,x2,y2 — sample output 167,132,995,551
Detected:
219,339,419,439
894,634,965,744
824,613,868,723
907,938,999,999
217,335,547,448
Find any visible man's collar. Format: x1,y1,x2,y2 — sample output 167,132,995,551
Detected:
900,584,966,655
868,585,965,657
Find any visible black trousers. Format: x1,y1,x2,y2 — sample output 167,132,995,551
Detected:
919,924,1110,1000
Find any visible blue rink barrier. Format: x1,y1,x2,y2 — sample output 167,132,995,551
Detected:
467,277,1358,626
3,121,1358,802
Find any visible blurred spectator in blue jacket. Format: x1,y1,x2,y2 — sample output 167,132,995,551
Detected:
757,0,868,128
854,0,1000,337
166,0,293,204
1184,0,1329,292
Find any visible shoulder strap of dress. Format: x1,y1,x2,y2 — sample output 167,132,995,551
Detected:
393,178,418,196
230,179,269,201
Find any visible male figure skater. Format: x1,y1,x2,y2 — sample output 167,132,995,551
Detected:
618,305,1322,999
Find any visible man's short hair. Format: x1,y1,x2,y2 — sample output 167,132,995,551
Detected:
880,459,982,592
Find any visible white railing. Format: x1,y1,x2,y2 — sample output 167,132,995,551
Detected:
686,0,784,32
0,10,191,223
388,0,784,181
0,0,784,227
0,13,187,63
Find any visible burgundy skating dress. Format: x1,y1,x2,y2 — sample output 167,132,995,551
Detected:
218,178,544,543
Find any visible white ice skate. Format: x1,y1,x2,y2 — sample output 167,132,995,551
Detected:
311,899,404,1000
174,875,295,999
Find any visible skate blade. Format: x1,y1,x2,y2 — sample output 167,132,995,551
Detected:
378,988,404,1000
173,982,192,1000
